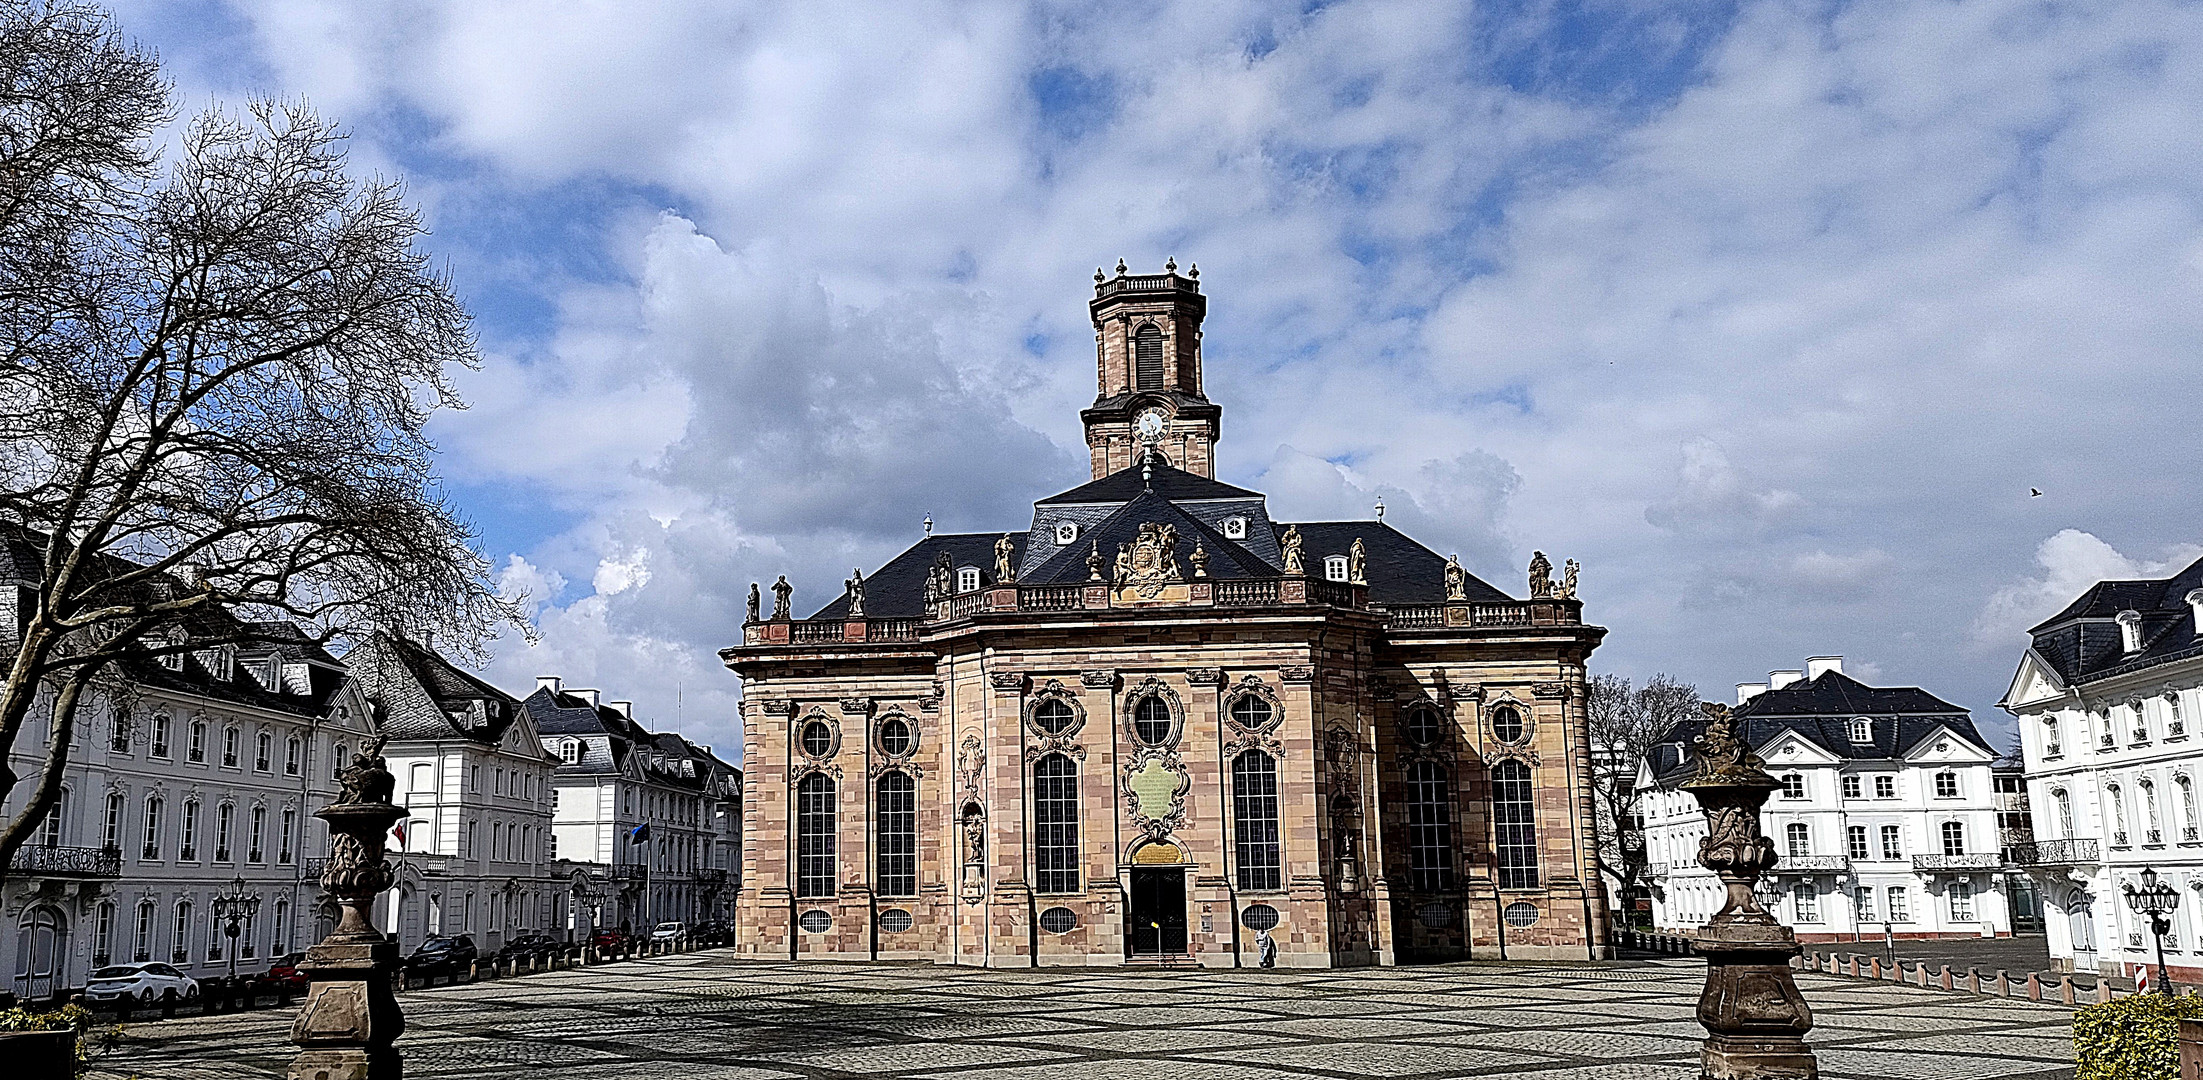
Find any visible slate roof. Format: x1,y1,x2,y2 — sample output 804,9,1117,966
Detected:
807,532,1012,620
1035,464,1262,506
1647,669,1989,783
344,633,522,745
524,687,738,792
1023,491,1276,585
1285,522,1509,606
2025,553,2203,686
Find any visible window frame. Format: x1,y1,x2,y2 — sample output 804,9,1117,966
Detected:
875,770,917,897
1232,751,1283,892
795,774,837,898
1491,759,1541,891
1032,754,1081,895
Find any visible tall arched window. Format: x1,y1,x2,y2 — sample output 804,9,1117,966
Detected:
170,902,190,962
875,771,917,897
1133,323,1164,391
1232,751,1282,892
93,902,114,963
133,899,155,962
1032,754,1080,894
2053,788,2073,837
141,796,162,860
2143,778,2163,842
1492,759,1540,890
2180,776,2198,841
795,774,836,898
2110,783,2129,844
1940,820,1966,856
1785,822,1810,857
1405,760,1454,891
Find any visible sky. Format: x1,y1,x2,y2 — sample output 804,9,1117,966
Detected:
110,0,2203,761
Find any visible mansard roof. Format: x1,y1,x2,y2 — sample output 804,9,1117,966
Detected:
2024,552,2203,686
1035,461,1262,505
1648,670,1989,782
807,532,1012,620
1282,522,1509,606
344,633,522,745
1022,490,1274,585
524,686,737,791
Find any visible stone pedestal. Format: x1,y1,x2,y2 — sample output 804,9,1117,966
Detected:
1693,919,1815,1079
288,939,404,1080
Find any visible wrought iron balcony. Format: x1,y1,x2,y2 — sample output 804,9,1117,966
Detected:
609,862,647,881
1911,852,2003,871
9,844,123,877
1771,855,1851,874
2005,839,2100,866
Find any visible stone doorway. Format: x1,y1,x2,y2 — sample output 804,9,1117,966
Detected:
1127,868,1186,955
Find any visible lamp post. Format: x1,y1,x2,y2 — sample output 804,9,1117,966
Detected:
211,876,261,983
2123,865,2181,995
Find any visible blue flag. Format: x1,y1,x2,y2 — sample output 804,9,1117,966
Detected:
628,823,651,845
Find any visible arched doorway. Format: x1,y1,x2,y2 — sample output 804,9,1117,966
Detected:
14,905,68,1002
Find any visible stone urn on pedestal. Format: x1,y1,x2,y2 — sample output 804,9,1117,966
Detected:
288,737,408,1080
1681,702,1817,1080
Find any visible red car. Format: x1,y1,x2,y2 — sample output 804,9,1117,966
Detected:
265,952,309,992
589,929,630,951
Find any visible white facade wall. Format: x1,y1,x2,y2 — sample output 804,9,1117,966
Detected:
370,728,557,953
545,751,735,934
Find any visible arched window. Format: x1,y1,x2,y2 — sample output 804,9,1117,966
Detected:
284,736,301,775
109,705,131,753
1032,754,1080,894
1406,760,1454,891
141,796,162,860
92,901,114,964
1232,751,1282,892
1492,760,1540,890
1403,704,1444,747
133,899,155,962
189,721,208,763
330,742,346,779
1939,820,1965,856
151,714,170,757
795,774,836,898
2143,778,2163,842
876,771,917,897
1132,696,1173,746
1785,822,1810,857
2180,776,2198,841
280,807,296,864
38,793,61,848
1847,717,1872,744
2053,787,2073,837
103,792,123,850
215,803,234,861
1133,323,1164,391
2110,783,2129,843
254,731,272,772
559,738,580,764
222,725,240,768
249,806,267,863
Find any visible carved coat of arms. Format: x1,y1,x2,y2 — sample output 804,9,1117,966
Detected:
1116,522,1183,599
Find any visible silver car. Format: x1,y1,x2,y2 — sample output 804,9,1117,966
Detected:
84,962,199,1005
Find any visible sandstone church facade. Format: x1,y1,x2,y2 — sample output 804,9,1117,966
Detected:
723,263,1611,967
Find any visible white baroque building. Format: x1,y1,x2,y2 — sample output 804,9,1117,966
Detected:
2004,554,2203,981
1640,656,2015,942
526,678,740,937
344,634,560,954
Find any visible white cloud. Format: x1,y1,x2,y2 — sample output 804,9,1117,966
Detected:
1973,530,2203,652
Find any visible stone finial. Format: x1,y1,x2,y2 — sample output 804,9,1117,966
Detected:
1087,540,1105,581
1190,542,1209,578
1115,257,1127,276
1165,256,1177,272
1188,263,1199,279
1094,267,1105,283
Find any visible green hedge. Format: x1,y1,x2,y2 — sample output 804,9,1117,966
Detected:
0,1004,123,1076
2075,993,2203,1079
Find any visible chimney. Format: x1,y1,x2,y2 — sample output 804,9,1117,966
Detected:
571,688,600,708
1768,670,1804,691
1805,656,1843,679
1736,682,1769,706
536,675,561,696
608,701,633,719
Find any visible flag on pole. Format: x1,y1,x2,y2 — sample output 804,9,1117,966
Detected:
392,821,407,849
628,823,651,845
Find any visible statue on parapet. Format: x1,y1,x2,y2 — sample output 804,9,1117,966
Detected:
770,575,793,620
1444,555,1467,601
1280,526,1305,575
745,582,761,623
1527,550,1554,598
995,534,1017,584
1558,559,1579,600
1349,537,1366,585
845,568,866,617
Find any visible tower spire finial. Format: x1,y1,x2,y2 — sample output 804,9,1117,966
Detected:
1115,257,1127,276
1165,256,1177,273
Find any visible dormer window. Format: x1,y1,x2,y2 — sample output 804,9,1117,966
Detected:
1847,717,1872,744
558,738,580,765
2117,609,2144,654
1323,555,1349,583
957,566,981,593
1054,522,1079,545
1223,516,1248,540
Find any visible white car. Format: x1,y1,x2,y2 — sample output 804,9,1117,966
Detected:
649,921,684,943
84,963,199,1005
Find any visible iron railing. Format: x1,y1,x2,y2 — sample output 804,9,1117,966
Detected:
9,845,121,877
1911,852,2003,871
1772,855,1851,873
2004,839,2099,866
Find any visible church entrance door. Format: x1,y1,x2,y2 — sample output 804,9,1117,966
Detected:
1128,868,1186,955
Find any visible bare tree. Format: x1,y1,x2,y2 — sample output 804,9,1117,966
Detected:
0,1,518,888
1587,672,1699,922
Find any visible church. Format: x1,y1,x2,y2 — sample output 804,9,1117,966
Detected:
722,263,1611,967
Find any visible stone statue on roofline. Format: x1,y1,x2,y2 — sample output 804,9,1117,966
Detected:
770,575,793,620
1087,540,1104,581
1527,550,1554,599
845,568,865,617
1558,559,1579,600
1348,537,1366,585
1444,555,1467,601
1280,525,1304,575
995,533,1017,584
745,582,761,623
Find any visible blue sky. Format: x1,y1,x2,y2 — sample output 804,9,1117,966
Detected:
113,1,2203,759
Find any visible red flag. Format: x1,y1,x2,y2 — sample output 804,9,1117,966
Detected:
392,821,408,849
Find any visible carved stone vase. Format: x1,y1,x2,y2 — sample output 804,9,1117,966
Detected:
288,801,407,1080
1682,708,1817,1080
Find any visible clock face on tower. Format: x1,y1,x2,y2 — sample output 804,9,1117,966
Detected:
1135,408,1168,442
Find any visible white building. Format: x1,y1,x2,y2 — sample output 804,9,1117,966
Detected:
2004,554,2203,982
526,679,739,936
344,634,560,953
2,613,375,1002
1640,656,2014,942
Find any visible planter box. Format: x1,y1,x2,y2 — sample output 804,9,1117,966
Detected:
0,1029,75,1079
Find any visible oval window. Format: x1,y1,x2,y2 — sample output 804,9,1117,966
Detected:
1038,907,1078,934
1230,696,1274,730
1415,902,1456,929
1133,696,1173,745
878,716,913,756
1240,903,1281,931
1033,699,1076,735
1405,705,1444,747
800,721,834,757
1503,901,1539,928
878,909,914,933
1491,704,1525,745
798,909,832,933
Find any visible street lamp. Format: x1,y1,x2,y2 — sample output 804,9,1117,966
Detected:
2122,865,2180,995
211,875,262,983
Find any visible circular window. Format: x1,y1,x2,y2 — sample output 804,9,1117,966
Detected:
878,716,913,756
1133,696,1173,746
1033,698,1077,735
1230,696,1274,730
1503,902,1539,928
1404,705,1444,747
1240,903,1280,931
798,909,832,933
1491,704,1525,745
878,909,914,933
1038,907,1078,934
800,721,834,757
1416,902,1456,929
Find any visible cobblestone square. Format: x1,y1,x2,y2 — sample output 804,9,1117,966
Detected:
89,954,2076,1080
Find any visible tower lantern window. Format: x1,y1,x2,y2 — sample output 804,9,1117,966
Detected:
1134,324,1164,391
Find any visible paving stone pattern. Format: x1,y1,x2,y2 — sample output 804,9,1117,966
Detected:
91,954,2076,1080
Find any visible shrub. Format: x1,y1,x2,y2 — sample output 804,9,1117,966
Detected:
2074,993,2203,1079
0,1003,124,1076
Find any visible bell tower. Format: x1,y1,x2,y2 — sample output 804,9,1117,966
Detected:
1082,258,1222,479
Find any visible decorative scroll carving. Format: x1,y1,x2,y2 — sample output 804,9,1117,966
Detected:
1223,729,1284,761
1117,522,1184,599
1184,667,1223,687
786,761,845,783
760,699,794,715
1533,682,1568,700
1081,669,1116,689
838,697,874,716
1024,680,1086,740
1279,666,1314,684
989,671,1026,692
1223,676,1283,733
795,708,840,760
1122,675,1185,747
956,733,986,806
1120,746,1192,843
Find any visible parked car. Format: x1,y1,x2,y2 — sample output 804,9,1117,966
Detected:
403,935,478,975
84,963,199,1006
494,935,558,962
265,952,309,992
649,921,684,944
589,928,631,951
